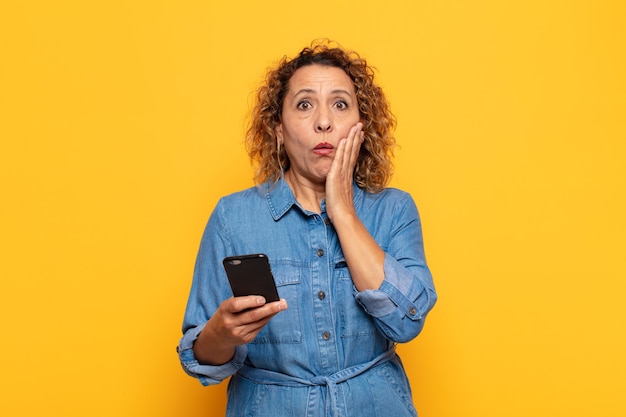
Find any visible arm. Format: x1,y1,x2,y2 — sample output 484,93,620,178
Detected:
193,295,286,366
326,123,385,291
326,124,436,342
355,195,437,342
177,199,286,385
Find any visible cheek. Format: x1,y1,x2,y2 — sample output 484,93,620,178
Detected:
281,123,310,147
281,140,299,161
337,123,358,138
338,113,361,131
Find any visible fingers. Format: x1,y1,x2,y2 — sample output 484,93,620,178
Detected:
224,296,288,322
214,297,288,345
244,299,288,323
348,124,365,167
333,122,364,175
326,122,363,221
226,295,268,313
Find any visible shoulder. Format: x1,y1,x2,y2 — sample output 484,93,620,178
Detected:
357,187,420,221
361,187,414,205
216,184,265,208
206,186,262,225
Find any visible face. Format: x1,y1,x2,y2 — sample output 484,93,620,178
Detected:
276,64,361,187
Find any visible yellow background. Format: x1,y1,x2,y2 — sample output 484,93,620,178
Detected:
1,1,625,416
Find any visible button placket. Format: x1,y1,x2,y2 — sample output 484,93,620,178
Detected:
309,211,338,369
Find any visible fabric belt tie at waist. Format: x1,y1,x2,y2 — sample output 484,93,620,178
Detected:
238,347,397,417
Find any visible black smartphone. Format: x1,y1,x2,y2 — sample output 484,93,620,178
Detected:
222,254,280,302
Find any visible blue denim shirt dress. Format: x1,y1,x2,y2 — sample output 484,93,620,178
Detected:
178,177,437,417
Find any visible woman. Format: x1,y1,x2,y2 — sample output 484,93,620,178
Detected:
178,40,437,417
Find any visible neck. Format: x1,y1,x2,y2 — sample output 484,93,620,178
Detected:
285,170,325,213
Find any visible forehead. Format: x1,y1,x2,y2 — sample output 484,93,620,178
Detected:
287,64,355,93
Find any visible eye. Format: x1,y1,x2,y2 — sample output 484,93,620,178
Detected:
296,100,312,110
334,100,348,110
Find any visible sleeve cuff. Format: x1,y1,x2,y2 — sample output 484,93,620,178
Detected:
177,323,247,386
355,255,425,320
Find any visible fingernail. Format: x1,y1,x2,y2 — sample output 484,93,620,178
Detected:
256,296,265,305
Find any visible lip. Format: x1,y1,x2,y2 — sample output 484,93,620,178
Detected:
313,142,334,156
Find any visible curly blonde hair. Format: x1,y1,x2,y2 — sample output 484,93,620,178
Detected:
245,40,396,193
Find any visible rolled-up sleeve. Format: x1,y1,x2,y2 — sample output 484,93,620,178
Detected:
177,198,246,385
177,322,247,386
356,255,436,342
354,193,437,343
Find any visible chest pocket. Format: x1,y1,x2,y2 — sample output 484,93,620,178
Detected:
335,260,376,338
250,262,303,344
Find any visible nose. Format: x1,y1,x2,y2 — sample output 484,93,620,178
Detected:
315,109,333,132
316,122,332,132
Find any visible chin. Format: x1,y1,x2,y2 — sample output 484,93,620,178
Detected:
316,167,332,181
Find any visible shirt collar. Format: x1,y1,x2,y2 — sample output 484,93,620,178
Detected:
264,174,365,221
264,175,297,220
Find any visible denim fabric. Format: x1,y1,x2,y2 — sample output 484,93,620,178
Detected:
178,177,437,416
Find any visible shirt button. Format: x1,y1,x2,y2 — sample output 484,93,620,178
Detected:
322,331,331,340
324,217,332,225
318,291,325,300
409,307,418,316
317,249,324,257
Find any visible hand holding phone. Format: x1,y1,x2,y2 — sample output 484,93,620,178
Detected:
223,254,280,302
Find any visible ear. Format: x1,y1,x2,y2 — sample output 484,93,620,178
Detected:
275,123,283,144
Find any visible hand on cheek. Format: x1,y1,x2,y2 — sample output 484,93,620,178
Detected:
326,123,364,221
